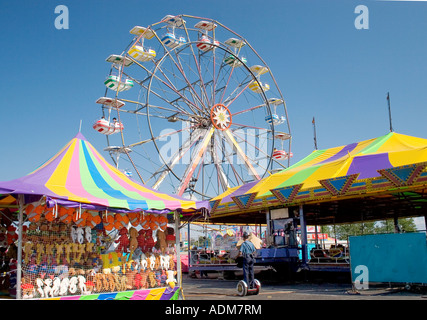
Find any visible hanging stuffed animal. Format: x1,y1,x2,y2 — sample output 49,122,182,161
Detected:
59,277,70,296
71,226,78,243
140,252,148,271
64,243,73,264
140,270,148,289
6,225,18,245
134,272,142,289
169,254,175,271
94,273,103,293
155,229,167,253
115,228,130,253
76,227,85,244
84,226,92,243
166,227,176,246
128,227,138,253
144,229,155,252
137,229,146,249
51,277,61,297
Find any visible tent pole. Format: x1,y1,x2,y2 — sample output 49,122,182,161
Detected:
299,205,308,266
265,209,271,247
187,222,190,269
16,194,24,300
174,210,182,288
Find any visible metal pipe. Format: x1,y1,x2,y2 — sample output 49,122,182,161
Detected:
174,211,182,287
299,205,308,266
16,194,24,300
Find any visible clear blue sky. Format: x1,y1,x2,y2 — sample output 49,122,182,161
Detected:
1,0,427,191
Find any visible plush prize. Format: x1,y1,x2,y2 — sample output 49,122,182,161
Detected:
144,229,155,252
6,225,18,245
115,228,129,252
155,229,167,253
166,270,177,288
129,227,139,252
148,271,156,288
137,229,146,249
166,227,176,245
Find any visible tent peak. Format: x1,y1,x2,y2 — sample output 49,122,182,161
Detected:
74,132,87,141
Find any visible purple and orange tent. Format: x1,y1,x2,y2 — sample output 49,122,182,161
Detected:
210,132,427,219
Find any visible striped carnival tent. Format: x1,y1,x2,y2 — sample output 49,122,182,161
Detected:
209,132,427,224
0,132,209,214
0,132,210,300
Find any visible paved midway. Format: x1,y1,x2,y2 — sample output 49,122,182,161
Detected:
181,274,427,300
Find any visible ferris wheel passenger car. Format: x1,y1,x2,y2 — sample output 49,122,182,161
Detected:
265,114,286,125
161,33,186,49
272,149,288,160
128,45,156,62
104,75,134,92
249,81,270,93
197,35,219,52
93,119,124,135
224,55,247,67
265,114,280,124
93,118,111,135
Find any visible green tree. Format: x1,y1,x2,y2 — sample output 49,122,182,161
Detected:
322,218,417,241
190,236,211,248
375,218,417,234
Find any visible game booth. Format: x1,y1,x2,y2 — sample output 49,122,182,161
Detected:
0,133,209,300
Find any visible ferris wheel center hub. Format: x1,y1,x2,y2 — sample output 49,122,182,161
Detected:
210,104,232,130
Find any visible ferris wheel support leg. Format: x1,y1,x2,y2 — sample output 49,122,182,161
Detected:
177,127,215,196
152,128,204,190
210,139,230,191
223,129,261,180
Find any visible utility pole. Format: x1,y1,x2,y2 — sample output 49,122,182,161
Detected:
312,117,318,150
387,92,393,132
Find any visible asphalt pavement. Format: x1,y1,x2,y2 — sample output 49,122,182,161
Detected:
181,273,427,300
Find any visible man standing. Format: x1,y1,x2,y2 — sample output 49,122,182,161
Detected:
239,232,256,288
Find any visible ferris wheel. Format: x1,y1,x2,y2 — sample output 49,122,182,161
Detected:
93,14,292,199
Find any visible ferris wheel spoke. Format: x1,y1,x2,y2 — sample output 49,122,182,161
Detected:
230,122,273,133
127,122,200,148
127,55,202,113
218,59,238,105
171,51,207,111
118,68,191,116
220,77,252,105
223,80,253,110
176,126,215,196
153,63,204,114
181,24,212,110
118,98,200,120
151,24,207,111
231,103,266,117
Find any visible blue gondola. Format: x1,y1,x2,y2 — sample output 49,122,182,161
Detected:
161,33,186,49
